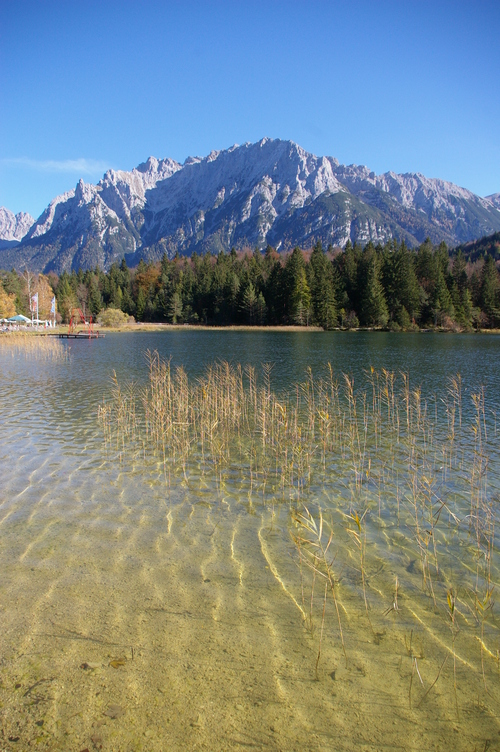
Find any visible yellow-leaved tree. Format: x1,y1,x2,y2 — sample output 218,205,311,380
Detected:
33,274,56,319
0,281,16,318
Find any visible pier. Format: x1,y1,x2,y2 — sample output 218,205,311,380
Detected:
56,331,105,339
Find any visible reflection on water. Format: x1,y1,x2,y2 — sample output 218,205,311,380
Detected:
0,332,499,751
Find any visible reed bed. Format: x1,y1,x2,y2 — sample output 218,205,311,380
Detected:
99,350,499,713
0,332,67,361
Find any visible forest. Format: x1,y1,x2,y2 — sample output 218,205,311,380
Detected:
1,237,500,330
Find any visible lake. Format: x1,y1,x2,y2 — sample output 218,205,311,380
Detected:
0,330,499,751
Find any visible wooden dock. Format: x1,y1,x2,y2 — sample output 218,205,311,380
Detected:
55,332,105,339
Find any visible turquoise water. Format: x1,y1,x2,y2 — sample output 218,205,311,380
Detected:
0,331,499,751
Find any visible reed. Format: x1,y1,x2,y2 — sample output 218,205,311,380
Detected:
291,506,347,674
0,332,67,361
446,587,460,717
98,352,499,708
346,509,373,633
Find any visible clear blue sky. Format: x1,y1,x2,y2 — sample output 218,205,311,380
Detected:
1,0,499,219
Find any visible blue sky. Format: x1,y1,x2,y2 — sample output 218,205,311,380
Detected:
1,0,499,218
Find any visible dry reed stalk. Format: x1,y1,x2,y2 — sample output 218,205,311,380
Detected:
98,353,498,705
315,582,328,680
291,506,347,667
346,509,374,633
416,654,449,709
446,588,460,717
0,332,67,361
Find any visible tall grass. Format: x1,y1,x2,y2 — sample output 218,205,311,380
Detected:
0,332,67,361
99,350,499,711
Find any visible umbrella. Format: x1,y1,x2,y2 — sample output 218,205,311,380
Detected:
7,314,31,323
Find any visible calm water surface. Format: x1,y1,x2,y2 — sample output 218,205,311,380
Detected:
0,331,499,751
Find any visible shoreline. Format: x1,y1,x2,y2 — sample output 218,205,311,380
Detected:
3,323,500,335
66,323,500,334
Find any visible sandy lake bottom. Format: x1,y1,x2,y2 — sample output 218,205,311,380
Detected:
0,333,499,751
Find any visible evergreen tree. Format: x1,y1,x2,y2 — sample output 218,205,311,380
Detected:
56,272,78,322
248,248,264,288
292,268,311,325
87,276,103,318
358,244,388,327
395,242,420,322
255,292,267,325
432,265,454,325
415,239,435,287
333,240,361,323
168,290,183,323
415,240,455,326
382,241,421,328
241,282,258,324
136,287,146,321
265,258,286,324
451,250,472,326
308,241,337,329
194,252,215,322
480,254,500,326
381,242,399,323
285,248,311,325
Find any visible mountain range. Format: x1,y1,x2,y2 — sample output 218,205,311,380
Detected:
1,138,500,273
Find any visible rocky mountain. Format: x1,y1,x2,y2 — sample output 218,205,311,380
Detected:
1,138,499,273
0,207,34,250
486,193,500,211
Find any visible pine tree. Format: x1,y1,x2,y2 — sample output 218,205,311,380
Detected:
285,248,311,325
308,241,337,329
480,254,500,326
241,282,258,324
256,292,267,325
334,240,361,321
56,273,78,322
265,260,286,324
168,290,183,323
358,245,388,327
432,265,454,325
87,276,103,319
395,242,420,322
451,250,472,326
136,287,146,321
292,268,311,325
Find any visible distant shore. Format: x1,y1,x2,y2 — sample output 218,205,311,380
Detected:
95,323,325,333
21,322,500,335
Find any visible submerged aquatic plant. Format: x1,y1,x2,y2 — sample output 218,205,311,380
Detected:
291,506,347,676
98,353,499,713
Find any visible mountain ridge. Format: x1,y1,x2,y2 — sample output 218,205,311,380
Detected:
1,138,499,272
0,207,35,250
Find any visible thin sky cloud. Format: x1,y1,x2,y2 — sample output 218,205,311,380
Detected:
2,157,111,175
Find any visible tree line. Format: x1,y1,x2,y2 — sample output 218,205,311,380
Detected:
1,238,500,329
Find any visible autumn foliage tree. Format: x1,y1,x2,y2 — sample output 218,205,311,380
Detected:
0,280,16,317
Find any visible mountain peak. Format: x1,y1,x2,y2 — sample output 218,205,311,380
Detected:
206,149,221,163
486,193,500,210
0,207,34,248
